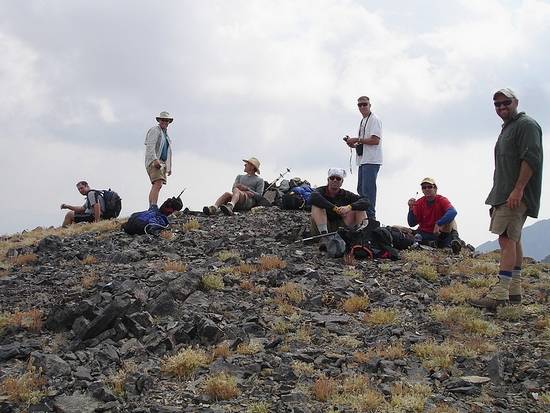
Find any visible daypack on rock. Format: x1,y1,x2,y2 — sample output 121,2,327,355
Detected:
387,226,416,250
123,206,169,235
337,220,400,260
100,189,122,218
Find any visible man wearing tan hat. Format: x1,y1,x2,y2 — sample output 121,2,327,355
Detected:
407,177,462,253
203,157,264,216
470,88,543,311
145,111,173,207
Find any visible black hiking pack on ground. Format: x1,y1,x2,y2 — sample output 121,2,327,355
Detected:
337,220,400,260
387,226,416,250
100,189,122,218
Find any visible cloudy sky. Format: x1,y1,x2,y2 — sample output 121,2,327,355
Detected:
0,0,548,247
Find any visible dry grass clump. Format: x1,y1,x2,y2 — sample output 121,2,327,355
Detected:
539,392,550,405
239,280,264,294
535,316,550,330
274,282,305,304
12,253,38,266
163,260,187,272
438,283,483,304
412,339,457,370
211,343,231,360
159,230,174,240
107,360,138,397
291,361,316,378
275,301,300,316
81,271,99,289
428,404,460,413
259,255,287,270
402,250,432,265
271,318,291,334
236,341,263,355
354,342,406,363
417,264,438,282
451,258,498,277
388,381,432,412
182,218,200,232
247,401,270,413
161,347,209,379
467,277,494,288
201,273,224,290
363,308,399,326
0,359,46,406
81,255,97,265
311,375,337,402
203,372,240,400
294,323,312,344
335,335,362,349
237,262,257,274
342,294,369,313
496,306,524,321
430,305,501,337
522,265,541,278
0,309,43,333
217,250,241,262
342,267,361,278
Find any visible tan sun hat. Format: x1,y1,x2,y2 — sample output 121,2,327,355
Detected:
493,88,517,100
243,157,260,173
156,111,173,123
420,177,436,186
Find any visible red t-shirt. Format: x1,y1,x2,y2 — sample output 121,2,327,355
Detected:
412,195,453,233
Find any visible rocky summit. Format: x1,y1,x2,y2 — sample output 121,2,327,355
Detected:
0,209,549,413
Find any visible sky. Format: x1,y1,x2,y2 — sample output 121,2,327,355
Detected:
0,0,548,247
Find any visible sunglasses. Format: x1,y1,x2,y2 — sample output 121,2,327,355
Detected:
494,100,512,108
421,185,434,190
357,102,370,107
329,176,342,181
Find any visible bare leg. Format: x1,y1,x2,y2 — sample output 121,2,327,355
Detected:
311,206,328,226
62,211,75,227
498,235,517,272
230,188,247,206
214,192,232,207
343,210,367,227
515,240,523,267
149,180,163,206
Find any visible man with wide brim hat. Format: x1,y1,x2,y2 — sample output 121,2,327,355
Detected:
145,111,174,206
203,157,264,216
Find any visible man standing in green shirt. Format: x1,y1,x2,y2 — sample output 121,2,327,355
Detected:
470,88,543,311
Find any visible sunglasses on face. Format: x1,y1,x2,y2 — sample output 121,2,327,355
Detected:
421,185,434,190
329,176,342,181
357,102,370,107
494,100,512,108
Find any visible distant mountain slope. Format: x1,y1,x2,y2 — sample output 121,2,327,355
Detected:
477,218,550,261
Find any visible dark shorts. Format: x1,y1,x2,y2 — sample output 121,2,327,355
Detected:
235,196,256,211
74,213,95,223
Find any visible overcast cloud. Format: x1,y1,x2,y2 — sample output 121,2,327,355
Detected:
0,0,548,247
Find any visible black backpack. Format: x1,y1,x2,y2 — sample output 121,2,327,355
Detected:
100,189,122,218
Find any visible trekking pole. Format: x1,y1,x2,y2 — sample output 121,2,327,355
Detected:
263,168,291,194
295,231,338,243
176,188,187,199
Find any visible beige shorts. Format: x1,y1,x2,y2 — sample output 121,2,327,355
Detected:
147,161,167,184
235,196,255,211
489,202,527,242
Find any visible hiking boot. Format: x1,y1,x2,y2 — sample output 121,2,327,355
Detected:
450,239,462,254
509,274,522,304
468,296,509,312
202,206,219,215
220,203,234,216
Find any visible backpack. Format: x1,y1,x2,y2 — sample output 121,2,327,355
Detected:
387,226,416,250
100,189,122,218
337,221,400,260
123,207,169,235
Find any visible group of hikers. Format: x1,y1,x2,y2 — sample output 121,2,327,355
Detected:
60,88,543,311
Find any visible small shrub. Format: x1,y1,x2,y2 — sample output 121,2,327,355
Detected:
342,267,361,278
417,264,438,282
259,255,287,270
294,324,312,344
236,341,262,355
182,218,200,231
535,316,550,330
291,361,316,377
81,271,99,289
389,382,432,412
272,319,290,335
467,277,494,288
402,250,432,265
237,262,256,274
161,348,209,379
429,403,460,413
496,306,524,321
0,359,46,406
363,308,398,326
107,361,138,397
275,282,305,304
203,372,240,400
202,273,224,290
211,343,231,360
159,230,174,240
6,309,43,333
412,339,456,370
438,283,481,304
311,375,336,402
275,301,299,316
522,266,541,278
247,401,270,413
375,342,406,360
217,250,241,262
342,295,369,313
430,305,501,337
13,253,38,266
335,335,361,349
81,255,97,265
539,391,550,405
163,260,187,272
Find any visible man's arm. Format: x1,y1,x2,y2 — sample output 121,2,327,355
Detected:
145,128,161,168
345,135,380,146
60,204,85,213
507,160,533,209
310,191,335,211
93,202,101,222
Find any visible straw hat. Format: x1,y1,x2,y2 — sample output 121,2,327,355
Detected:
243,157,261,173
156,111,173,123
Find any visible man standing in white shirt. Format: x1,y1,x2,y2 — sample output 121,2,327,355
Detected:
344,96,383,220
145,111,173,207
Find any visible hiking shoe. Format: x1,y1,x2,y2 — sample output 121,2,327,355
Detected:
220,203,234,216
468,296,509,312
450,239,462,254
203,206,219,215
509,294,522,305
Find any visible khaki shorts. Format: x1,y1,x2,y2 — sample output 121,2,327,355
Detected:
147,161,167,184
489,202,527,242
310,216,346,236
235,196,255,211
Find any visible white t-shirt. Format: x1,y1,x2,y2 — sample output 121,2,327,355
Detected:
357,112,383,165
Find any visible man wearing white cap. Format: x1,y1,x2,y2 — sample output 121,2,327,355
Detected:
145,111,174,207
309,168,370,235
203,157,264,216
470,88,543,311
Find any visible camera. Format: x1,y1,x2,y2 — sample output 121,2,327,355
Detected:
343,135,350,141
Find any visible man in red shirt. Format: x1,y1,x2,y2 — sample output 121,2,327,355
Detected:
407,177,462,254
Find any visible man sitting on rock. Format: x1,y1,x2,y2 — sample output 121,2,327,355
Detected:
203,157,265,216
407,177,462,254
310,168,370,235
60,181,105,227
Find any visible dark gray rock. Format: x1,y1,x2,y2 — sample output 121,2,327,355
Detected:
53,392,100,413
79,296,131,340
487,353,505,383
196,317,224,344
31,352,71,377
147,292,176,316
